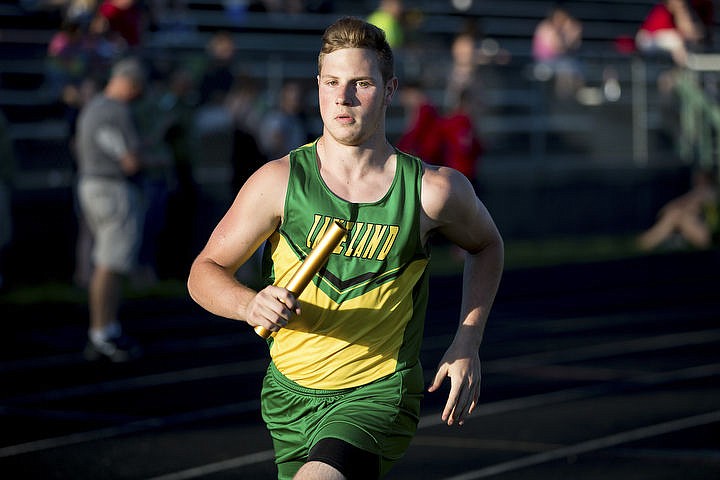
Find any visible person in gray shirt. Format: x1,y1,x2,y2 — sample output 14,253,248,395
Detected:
75,56,148,362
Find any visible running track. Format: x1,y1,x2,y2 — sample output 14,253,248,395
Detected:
1,250,719,479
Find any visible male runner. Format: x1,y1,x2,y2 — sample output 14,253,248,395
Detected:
187,16,504,480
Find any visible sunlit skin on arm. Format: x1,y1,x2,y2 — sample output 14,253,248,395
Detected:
187,158,302,334
421,164,504,426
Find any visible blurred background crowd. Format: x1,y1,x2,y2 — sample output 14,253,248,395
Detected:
0,0,718,294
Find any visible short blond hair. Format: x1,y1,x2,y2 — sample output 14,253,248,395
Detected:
318,16,395,84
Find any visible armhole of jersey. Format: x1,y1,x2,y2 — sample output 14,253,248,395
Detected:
409,153,427,256
280,149,297,235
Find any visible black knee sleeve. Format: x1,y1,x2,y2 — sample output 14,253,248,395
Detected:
307,437,381,480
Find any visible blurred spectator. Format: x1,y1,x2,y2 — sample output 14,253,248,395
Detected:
97,0,148,48
257,79,311,160
48,11,121,288
46,17,88,98
443,20,510,112
70,76,101,289
637,168,719,251
532,4,584,99
397,80,444,166
75,57,153,362
441,88,484,187
198,31,236,106
0,110,16,291
46,7,126,143
367,0,404,49
83,9,129,71
635,0,703,67
398,83,483,186
45,11,102,290
441,20,509,145
444,24,486,113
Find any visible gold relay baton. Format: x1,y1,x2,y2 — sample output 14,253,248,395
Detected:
254,220,348,339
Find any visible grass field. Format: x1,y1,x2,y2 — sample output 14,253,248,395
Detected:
0,234,684,306
429,233,646,274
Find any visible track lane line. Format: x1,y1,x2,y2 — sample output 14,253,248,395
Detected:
147,450,276,480
4,328,718,404
140,363,720,480
441,410,720,480
2,334,718,465
0,400,260,458
3,358,269,404
2,342,718,460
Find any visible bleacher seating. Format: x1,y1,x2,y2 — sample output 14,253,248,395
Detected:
1,0,716,189
3,0,718,282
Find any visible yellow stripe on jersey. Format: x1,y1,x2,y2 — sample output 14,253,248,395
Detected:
269,234,429,389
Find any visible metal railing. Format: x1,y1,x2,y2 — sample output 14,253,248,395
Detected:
676,53,720,176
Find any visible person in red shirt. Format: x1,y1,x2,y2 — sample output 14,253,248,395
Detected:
396,81,445,166
398,83,484,188
635,0,703,66
98,0,146,48
441,88,484,186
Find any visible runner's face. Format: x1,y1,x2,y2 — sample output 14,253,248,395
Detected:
318,48,393,146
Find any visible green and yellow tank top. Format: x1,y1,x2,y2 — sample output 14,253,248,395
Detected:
262,141,430,390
